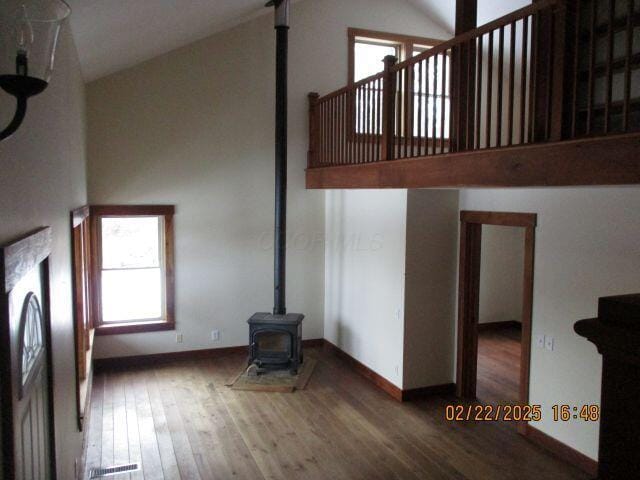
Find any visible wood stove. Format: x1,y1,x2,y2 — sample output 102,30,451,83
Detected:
248,313,303,374
247,0,304,377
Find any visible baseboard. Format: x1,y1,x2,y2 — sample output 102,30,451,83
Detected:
477,320,521,332
94,339,324,372
322,340,455,403
401,383,456,401
322,339,404,401
524,425,598,476
95,338,453,404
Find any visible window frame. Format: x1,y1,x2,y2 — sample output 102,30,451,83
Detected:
90,205,176,336
71,205,93,431
347,28,449,144
348,28,443,84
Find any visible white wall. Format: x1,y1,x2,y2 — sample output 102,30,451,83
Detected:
403,190,459,389
0,27,87,480
324,190,408,388
324,189,458,391
479,225,525,324
460,187,640,460
86,0,449,359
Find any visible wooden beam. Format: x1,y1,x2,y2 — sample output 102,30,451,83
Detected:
453,0,477,152
305,133,640,188
456,0,477,35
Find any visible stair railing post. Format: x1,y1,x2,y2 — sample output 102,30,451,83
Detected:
549,0,568,141
381,55,397,161
308,92,320,167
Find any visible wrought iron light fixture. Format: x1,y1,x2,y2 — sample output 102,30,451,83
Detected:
0,0,71,141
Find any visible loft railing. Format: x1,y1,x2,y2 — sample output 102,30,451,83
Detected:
307,0,640,169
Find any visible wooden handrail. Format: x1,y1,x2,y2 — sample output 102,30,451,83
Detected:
391,0,560,73
309,0,638,171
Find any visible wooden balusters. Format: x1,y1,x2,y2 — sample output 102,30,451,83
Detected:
486,31,494,148
508,22,516,146
306,0,609,169
497,26,505,147
604,0,615,134
623,0,635,131
441,50,448,154
520,16,529,144
586,0,597,135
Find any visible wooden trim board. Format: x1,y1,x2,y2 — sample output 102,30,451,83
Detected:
477,320,522,332
94,339,326,372
322,340,454,402
95,338,453,403
322,339,404,401
306,132,640,188
525,424,598,476
457,211,537,437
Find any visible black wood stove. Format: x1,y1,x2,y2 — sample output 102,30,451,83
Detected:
248,313,303,374
248,0,304,376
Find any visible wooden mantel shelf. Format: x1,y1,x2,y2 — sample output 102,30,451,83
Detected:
306,133,640,189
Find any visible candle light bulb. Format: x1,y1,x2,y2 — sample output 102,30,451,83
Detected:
13,5,33,75
14,5,34,53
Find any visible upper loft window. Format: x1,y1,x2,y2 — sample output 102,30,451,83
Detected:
348,28,441,83
91,205,175,335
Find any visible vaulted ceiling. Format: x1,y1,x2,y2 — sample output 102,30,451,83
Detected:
67,0,525,82
67,0,278,81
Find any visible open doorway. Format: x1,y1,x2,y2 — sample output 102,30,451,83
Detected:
456,211,537,434
477,225,525,405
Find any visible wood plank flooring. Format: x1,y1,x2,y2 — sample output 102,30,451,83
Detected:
83,345,588,480
477,325,521,405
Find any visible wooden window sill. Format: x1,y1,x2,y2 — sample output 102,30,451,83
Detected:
95,320,175,336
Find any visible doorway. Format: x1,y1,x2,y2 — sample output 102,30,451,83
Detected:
456,211,536,434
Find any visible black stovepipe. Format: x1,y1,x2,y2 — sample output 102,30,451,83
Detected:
272,0,289,316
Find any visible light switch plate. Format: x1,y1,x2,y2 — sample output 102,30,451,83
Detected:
211,329,220,342
536,334,545,349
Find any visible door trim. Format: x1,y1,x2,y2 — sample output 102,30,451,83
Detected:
456,211,537,435
0,227,56,479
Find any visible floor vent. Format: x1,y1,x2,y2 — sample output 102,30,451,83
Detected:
88,463,140,478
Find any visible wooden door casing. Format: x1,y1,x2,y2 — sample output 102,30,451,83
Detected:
0,227,56,480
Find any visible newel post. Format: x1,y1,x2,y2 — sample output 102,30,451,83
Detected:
381,55,397,161
307,92,319,167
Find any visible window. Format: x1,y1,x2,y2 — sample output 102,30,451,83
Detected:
348,28,449,140
348,28,441,83
91,205,175,335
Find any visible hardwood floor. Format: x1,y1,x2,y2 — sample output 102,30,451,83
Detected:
477,324,521,405
83,345,588,480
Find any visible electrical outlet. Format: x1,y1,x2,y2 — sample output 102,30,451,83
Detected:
176,333,183,343
211,329,220,342
545,336,554,351
536,334,545,349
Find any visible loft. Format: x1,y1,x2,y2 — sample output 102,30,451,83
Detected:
306,0,640,189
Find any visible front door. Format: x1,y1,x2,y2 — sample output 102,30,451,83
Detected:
0,227,56,480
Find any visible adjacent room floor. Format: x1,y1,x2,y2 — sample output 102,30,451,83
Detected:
477,324,522,405
83,345,587,480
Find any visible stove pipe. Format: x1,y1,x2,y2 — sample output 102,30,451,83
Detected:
271,0,289,315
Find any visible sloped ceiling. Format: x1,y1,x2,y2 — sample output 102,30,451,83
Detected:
67,0,276,81
406,0,455,34
404,0,531,35
68,0,524,82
